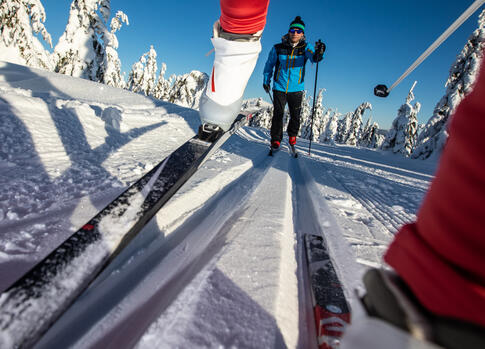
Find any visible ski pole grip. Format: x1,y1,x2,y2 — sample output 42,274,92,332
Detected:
315,39,325,55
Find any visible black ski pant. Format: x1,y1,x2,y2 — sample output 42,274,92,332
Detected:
271,90,303,143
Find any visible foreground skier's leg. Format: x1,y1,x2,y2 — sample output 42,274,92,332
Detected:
198,0,270,135
343,56,485,349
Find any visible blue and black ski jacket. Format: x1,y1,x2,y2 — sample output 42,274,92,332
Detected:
263,35,319,93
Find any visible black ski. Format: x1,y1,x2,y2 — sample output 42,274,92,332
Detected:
305,234,351,349
268,146,280,156
289,144,298,158
0,113,252,348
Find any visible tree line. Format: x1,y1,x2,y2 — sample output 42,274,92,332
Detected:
0,0,208,108
2,1,484,159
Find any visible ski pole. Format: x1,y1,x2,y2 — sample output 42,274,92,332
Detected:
374,0,485,97
309,40,322,155
266,90,274,104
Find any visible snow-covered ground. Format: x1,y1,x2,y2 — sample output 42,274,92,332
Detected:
0,62,437,348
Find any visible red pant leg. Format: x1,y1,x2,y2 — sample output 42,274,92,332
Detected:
384,56,485,327
219,0,270,34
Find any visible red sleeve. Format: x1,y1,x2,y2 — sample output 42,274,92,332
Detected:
219,0,270,34
384,56,485,327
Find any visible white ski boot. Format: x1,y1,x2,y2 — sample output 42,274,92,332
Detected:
199,21,262,133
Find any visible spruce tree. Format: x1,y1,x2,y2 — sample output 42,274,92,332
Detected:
298,91,312,139
336,112,352,144
54,0,112,81
102,10,128,88
346,102,372,146
322,110,340,144
153,63,175,101
369,123,384,148
250,106,273,129
127,46,159,96
304,89,325,141
358,117,372,147
382,81,421,157
153,63,166,100
127,58,144,94
167,70,209,109
0,0,53,70
241,98,273,129
318,107,332,142
413,9,485,159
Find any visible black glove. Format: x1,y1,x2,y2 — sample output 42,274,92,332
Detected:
315,41,326,54
314,41,326,62
263,84,270,93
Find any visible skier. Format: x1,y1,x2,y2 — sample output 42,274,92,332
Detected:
263,16,325,149
202,1,485,348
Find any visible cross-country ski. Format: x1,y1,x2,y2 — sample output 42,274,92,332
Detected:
268,144,280,156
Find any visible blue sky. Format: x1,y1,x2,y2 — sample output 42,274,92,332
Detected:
41,1,483,129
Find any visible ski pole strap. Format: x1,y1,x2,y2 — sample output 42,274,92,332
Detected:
388,0,485,93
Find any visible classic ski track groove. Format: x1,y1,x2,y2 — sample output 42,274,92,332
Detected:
288,156,320,349
333,176,416,233
310,154,425,235
343,183,414,232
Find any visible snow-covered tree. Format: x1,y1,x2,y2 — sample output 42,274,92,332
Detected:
322,110,340,144
127,59,144,94
0,0,53,70
359,118,372,145
413,9,485,159
382,81,420,157
374,128,386,149
54,0,112,81
144,46,158,95
168,70,208,109
127,46,159,96
155,69,176,101
335,111,352,144
300,89,325,141
249,106,273,129
241,97,273,129
102,10,128,88
318,107,332,141
346,102,372,146
298,91,313,139
359,120,382,149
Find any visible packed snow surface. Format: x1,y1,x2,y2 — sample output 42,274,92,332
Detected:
0,62,437,348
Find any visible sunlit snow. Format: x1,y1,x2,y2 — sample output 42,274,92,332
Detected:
0,62,437,348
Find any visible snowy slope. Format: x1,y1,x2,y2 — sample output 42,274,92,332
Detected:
0,61,437,348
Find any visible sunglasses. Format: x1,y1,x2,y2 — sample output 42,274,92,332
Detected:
289,28,303,34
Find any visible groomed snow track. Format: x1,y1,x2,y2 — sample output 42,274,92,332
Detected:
0,63,435,349
29,129,360,349
1,123,432,349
